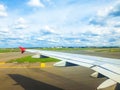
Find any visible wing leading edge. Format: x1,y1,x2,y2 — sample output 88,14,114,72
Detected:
19,47,120,90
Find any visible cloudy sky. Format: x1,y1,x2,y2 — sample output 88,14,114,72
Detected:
0,0,120,48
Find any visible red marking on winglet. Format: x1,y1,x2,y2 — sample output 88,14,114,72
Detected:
19,47,26,54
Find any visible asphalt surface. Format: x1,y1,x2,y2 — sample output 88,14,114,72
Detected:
0,52,118,90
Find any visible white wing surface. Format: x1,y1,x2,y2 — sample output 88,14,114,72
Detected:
19,47,120,90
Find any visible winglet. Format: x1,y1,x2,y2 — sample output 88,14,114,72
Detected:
19,47,26,54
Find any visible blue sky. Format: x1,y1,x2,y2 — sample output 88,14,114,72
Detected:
0,0,120,48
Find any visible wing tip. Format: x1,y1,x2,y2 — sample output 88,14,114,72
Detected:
19,46,26,54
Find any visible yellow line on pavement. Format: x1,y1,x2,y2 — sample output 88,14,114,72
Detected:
0,62,53,68
0,66,52,68
0,62,5,65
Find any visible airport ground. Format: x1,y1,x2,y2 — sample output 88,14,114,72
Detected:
0,49,119,90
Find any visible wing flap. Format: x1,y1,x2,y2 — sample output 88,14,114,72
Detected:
52,57,93,68
97,79,117,90
91,65,120,83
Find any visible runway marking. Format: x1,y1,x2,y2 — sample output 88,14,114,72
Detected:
0,66,39,68
0,65,52,68
0,62,53,68
0,62,5,65
0,67,52,68
40,63,46,68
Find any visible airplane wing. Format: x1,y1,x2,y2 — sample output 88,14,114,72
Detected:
19,47,120,90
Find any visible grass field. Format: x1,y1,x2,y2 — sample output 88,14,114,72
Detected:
7,56,60,63
0,48,19,53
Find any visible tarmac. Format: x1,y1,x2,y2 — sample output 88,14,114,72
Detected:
0,52,117,90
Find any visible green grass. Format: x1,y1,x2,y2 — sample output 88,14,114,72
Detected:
7,56,60,63
0,48,19,53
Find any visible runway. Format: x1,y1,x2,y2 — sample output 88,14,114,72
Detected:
0,52,116,90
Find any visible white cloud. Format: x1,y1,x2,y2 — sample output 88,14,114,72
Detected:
74,40,81,43
97,1,120,18
48,39,59,43
0,0,120,47
43,25,56,33
0,4,7,17
17,17,27,24
27,0,45,8
88,1,120,39
14,17,28,29
97,6,113,17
